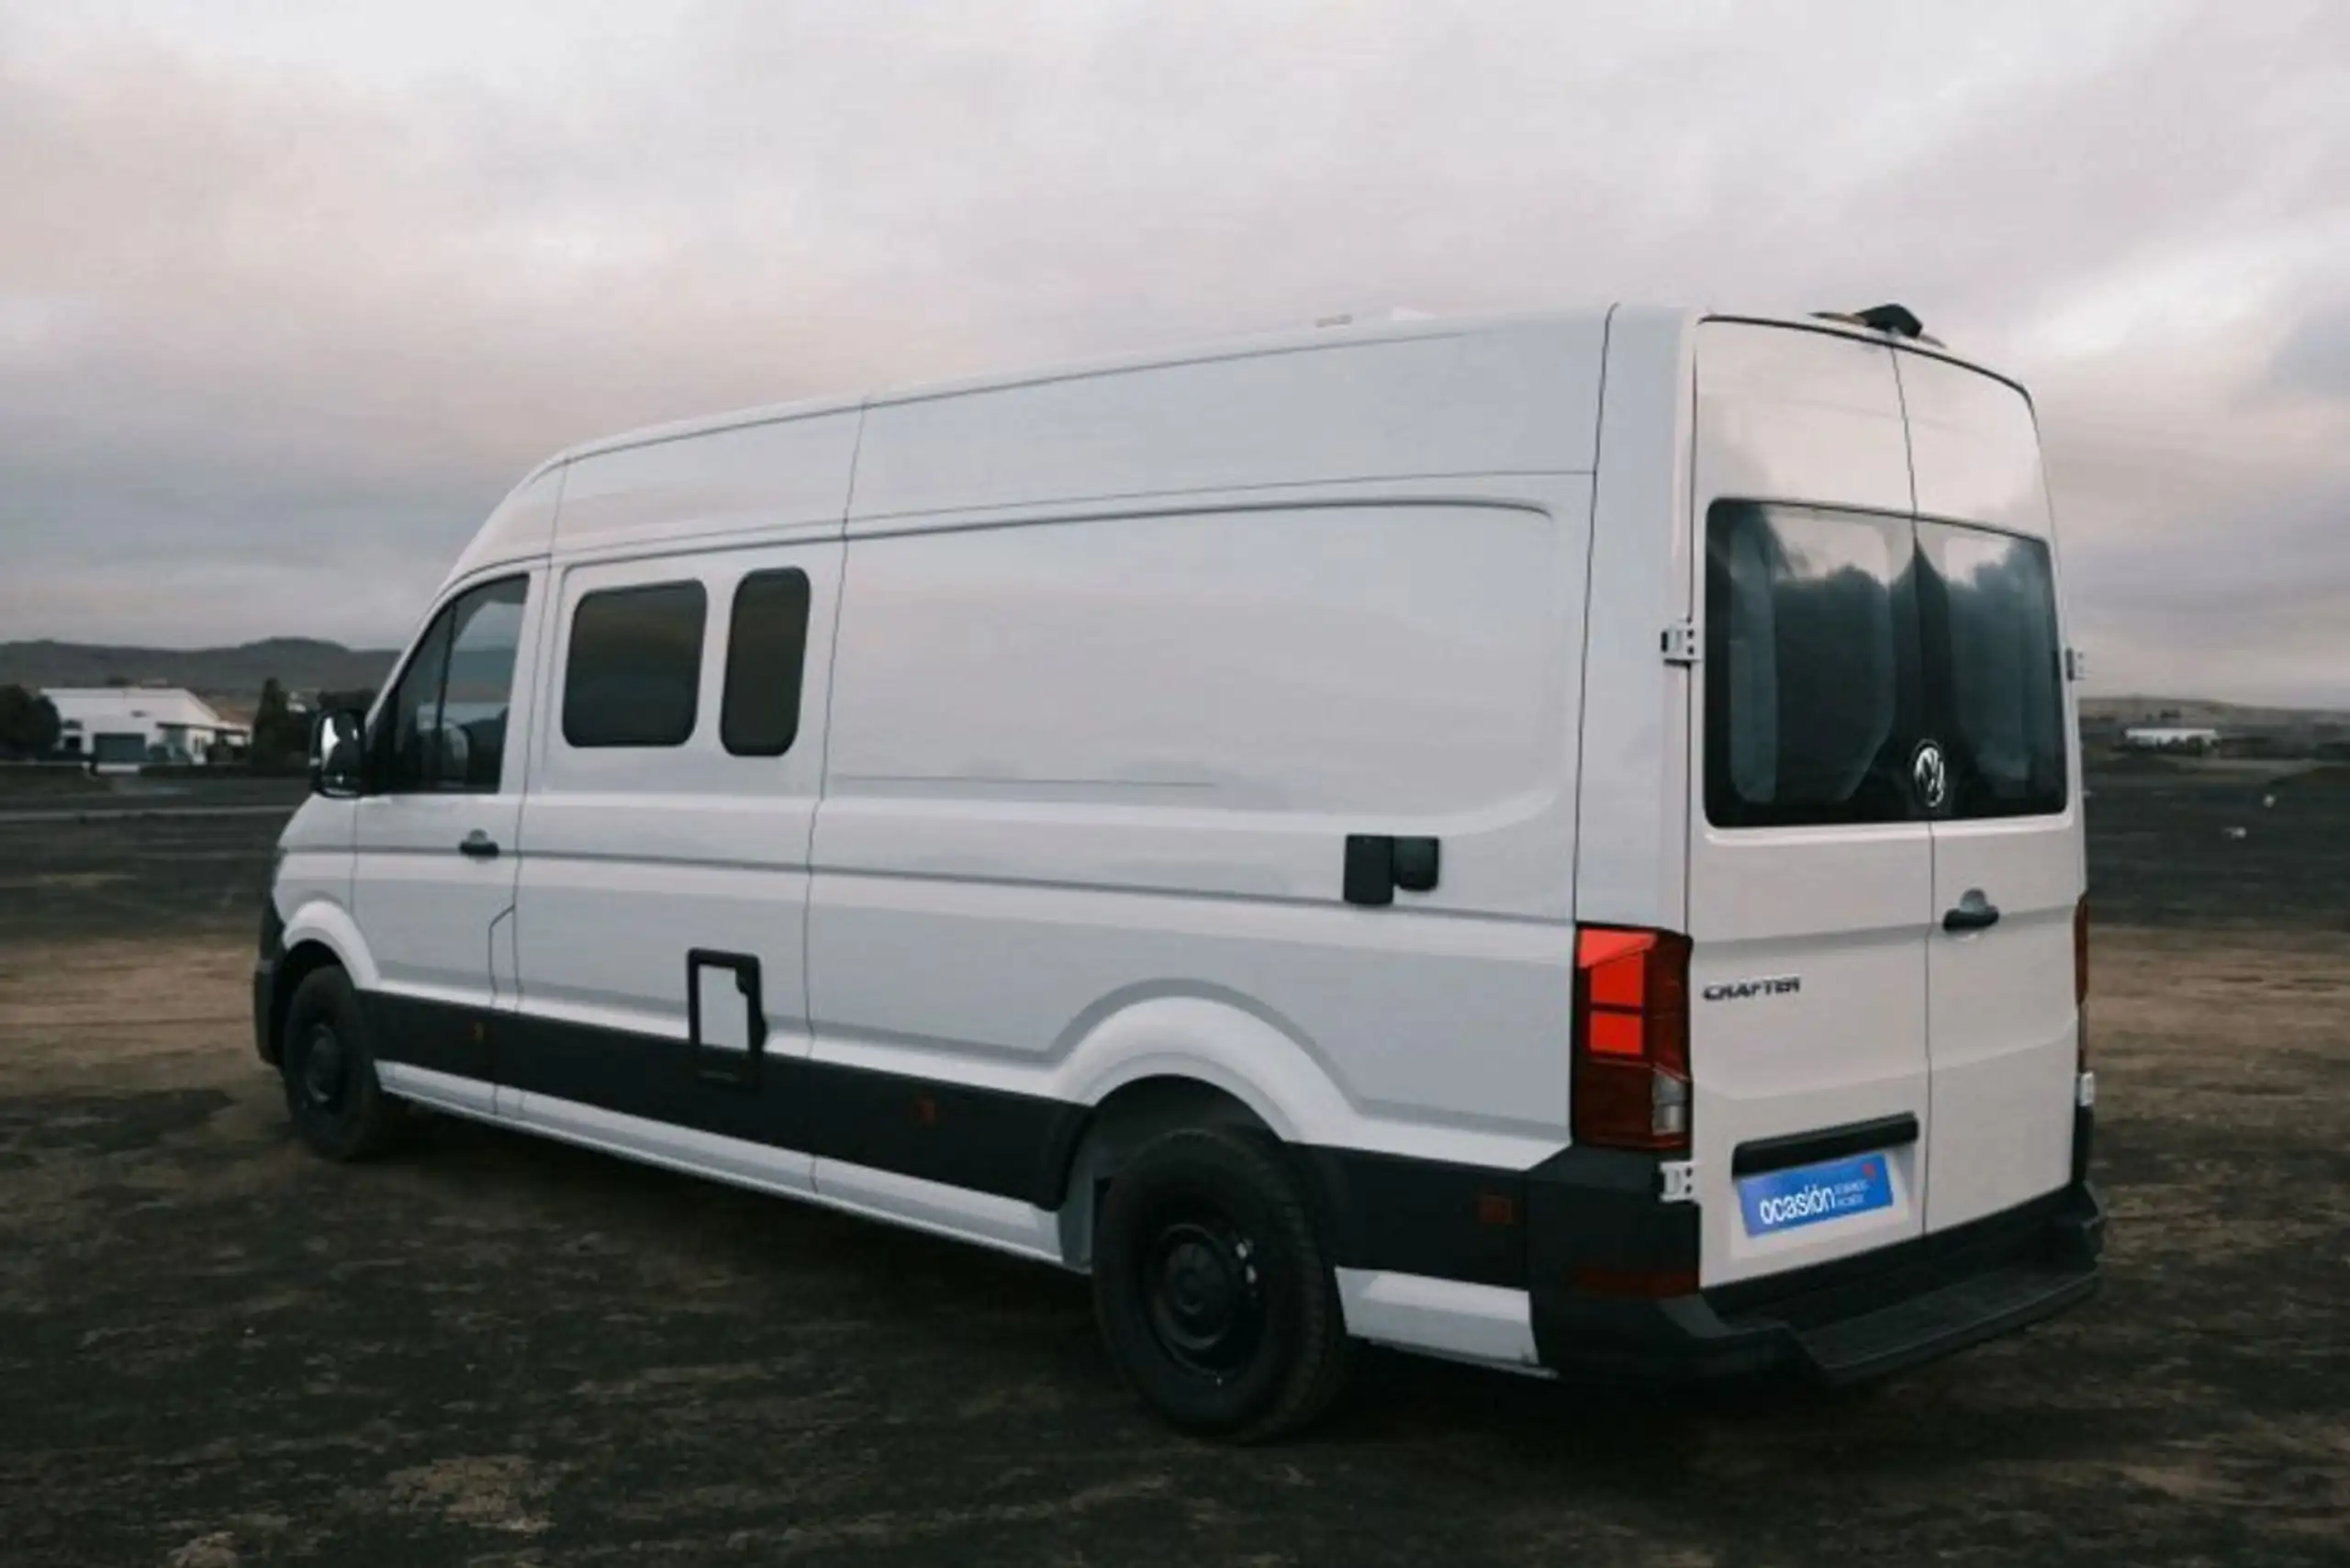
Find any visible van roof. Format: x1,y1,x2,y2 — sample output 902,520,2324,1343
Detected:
520,304,2021,486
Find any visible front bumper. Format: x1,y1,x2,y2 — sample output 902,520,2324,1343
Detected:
252,958,279,1064
1530,1178,2106,1384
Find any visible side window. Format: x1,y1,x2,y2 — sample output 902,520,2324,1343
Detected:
380,610,455,793
375,576,528,793
1705,501,1922,828
564,581,708,748
1918,522,2067,818
434,579,529,790
721,568,812,757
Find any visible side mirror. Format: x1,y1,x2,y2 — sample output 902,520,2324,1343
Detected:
310,708,368,797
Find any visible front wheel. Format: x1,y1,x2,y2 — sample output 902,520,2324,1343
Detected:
278,966,407,1161
1091,1126,1352,1440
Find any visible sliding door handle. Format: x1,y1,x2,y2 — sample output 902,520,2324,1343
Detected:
458,831,501,860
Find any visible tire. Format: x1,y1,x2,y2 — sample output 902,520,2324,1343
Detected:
278,966,407,1161
1092,1126,1353,1441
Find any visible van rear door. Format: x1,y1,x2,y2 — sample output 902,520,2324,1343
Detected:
1684,323,1935,1287
1897,353,2082,1231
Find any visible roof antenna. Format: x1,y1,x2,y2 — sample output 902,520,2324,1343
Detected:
1854,303,1924,339
1815,303,1936,343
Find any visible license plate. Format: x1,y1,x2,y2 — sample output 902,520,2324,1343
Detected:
1738,1151,1895,1237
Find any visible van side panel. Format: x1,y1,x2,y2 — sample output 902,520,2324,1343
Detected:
442,465,565,587
504,536,846,1196
1574,305,1697,930
551,412,861,553
849,322,1604,521
810,494,1590,1163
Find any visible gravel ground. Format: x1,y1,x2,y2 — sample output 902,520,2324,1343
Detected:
1,772,2345,1565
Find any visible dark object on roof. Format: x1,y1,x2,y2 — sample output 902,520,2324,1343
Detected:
1812,303,1942,345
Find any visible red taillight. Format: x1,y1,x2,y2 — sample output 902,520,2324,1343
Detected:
1572,925,1692,1153
2074,893,2091,1069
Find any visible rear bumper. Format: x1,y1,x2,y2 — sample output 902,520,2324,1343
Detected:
1529,1179,2106,1384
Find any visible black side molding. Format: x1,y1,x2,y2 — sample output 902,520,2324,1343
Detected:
1733,1113,1919,1179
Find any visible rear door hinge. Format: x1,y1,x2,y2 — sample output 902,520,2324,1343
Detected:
2065,645,2088,682
1661,622,1700,666
1658,1159,1696,1203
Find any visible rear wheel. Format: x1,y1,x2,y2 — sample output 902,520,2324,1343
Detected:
279,966,407,1161
1092,1126,1351,1440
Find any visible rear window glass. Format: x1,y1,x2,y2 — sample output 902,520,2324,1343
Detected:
1705,502,1922,827
1706,503,2071,827
564,581,707,748
1919,522,2067,818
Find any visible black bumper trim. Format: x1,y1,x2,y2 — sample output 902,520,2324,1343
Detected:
1732,1111,1919,1178
323,976,2105,1389
1530,1179,2105,1383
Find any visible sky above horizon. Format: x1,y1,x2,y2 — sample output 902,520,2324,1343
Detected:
3,1,2346,703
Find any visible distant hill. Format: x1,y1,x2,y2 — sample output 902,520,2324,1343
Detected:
0,639,397,719
2081,695,2350,731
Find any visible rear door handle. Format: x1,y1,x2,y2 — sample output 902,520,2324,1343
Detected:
458,831,500,860
1942,890,1999,932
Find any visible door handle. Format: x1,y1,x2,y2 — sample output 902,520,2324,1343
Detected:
1341,834,1441,907
458,831,500,860
1942,890,1999,932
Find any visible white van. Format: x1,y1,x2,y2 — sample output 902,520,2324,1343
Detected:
256,304,2103,1438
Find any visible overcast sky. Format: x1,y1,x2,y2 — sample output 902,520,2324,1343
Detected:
3,1,2346,703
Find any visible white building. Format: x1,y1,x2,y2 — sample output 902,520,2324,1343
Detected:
2121,725,2221,754
44,687,251,768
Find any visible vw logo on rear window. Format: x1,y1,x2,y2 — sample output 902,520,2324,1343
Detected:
1912,740,1949,812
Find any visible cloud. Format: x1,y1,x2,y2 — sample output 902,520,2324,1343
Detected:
2268,306,2350,400
1,0,2347,702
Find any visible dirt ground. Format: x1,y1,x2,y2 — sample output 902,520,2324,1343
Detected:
2,778,2346,1565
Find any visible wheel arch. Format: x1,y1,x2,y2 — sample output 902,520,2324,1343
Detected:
280,900,377,989
1046,992,1364,1270
1056,1076,1279,1269
262,902,375,1065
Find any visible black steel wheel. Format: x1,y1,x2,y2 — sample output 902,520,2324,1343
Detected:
1092,1126,1351,1440
279,965,406,1161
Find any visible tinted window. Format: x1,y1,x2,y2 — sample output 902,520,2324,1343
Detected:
564,581,707,748
1705,502,1922,827
434,579,527,789
721,568,811,757
380,610,454,792
375,577,528,792
1919,522,2067,818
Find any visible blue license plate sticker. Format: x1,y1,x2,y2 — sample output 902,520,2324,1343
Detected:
1738,1152,1896,1237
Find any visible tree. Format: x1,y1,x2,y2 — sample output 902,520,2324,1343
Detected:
0,685,62,758
252,678,308,763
